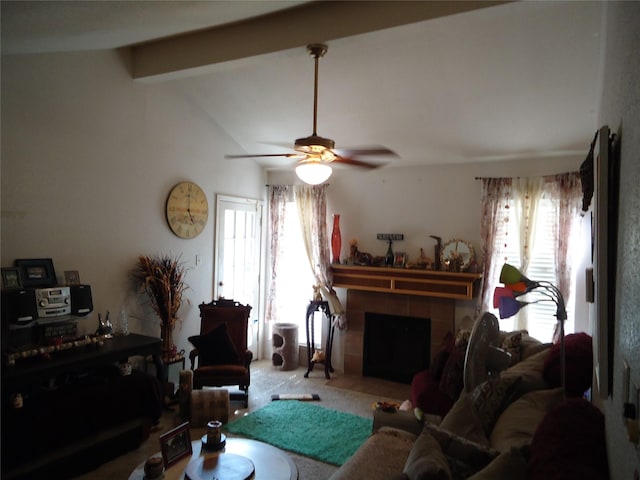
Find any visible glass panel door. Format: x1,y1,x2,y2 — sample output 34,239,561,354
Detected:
214,195,263,353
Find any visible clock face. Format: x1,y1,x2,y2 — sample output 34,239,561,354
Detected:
166,181,209,238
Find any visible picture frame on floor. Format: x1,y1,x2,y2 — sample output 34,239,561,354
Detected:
159,421,192,468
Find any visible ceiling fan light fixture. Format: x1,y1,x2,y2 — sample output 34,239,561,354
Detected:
295,161,332,185
294,134,335,153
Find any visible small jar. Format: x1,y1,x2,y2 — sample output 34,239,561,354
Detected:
207,420,223,445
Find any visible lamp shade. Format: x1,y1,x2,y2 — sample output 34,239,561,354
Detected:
295,162,332,185
493,287,514,308
499,263,527,284
497,296,527,319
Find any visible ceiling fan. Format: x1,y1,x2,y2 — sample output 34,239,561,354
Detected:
225,43,397,184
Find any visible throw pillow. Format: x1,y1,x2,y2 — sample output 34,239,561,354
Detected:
188,323,240,366
500,348,551,395
466,447,527,480
470,377,522,436
500,331,523,365
490,387,565,451
430,331,455,381
455,329,471,347
439,393,489,446
439,346,467,401
543,332,593,397
403,430,452,480
528,398,608,480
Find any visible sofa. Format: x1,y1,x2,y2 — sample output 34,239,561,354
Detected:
329,331,609,480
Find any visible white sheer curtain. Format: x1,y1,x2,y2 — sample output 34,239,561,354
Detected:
265,185,289,324
294,185,345,328
479,172,583,337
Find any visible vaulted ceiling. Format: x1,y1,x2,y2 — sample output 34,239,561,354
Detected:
2,1,604,170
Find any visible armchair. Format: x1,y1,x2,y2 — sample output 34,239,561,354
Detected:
188,300,253,407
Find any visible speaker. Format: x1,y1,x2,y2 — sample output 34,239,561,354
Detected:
70,284,93,316
1,288,37,325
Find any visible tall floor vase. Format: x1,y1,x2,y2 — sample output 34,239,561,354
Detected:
331,214,342,264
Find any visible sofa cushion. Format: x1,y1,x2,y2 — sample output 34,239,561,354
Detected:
466,447,527,480
440,393,489,446
470,377,522,436
328,427,414,480
543,332,592,397
189,323,240,365
520,333,551,360
424,423,499,476
527,398,608,480
403,430,451,480
489,387,565,451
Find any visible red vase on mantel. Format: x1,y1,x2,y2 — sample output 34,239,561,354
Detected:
331,214,342,264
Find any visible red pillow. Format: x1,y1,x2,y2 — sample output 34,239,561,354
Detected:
528,398,608,480
543,332,593,397
438,346,467,401
430,331,455,381
411,369,455,417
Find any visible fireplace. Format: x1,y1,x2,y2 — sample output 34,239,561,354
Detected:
363,313,431,383
343,289,455,377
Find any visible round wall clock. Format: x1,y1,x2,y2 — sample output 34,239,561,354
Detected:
166,181,209,238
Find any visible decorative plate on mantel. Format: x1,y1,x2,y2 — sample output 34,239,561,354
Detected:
440,239,475,272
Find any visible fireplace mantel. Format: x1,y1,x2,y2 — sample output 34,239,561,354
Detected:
331,265,482,300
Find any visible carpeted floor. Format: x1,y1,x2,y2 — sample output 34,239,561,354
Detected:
73,359,411,479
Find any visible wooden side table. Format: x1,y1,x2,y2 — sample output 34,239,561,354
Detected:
303,300,336,379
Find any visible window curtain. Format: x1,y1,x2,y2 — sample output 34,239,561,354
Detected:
546,171,583,340
294,185,346,329
479,177,513,315
265,185,289,324
479,172,582,333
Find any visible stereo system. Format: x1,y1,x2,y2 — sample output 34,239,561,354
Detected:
1,284,93,325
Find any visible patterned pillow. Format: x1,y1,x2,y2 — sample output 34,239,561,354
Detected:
470,377,522,436
455,329,471,347
501,332,523,365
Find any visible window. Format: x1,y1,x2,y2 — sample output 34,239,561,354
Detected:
272,201,320,346
481,173,584,343
498,197,580,341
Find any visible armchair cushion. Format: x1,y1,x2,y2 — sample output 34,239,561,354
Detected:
189,323,240,366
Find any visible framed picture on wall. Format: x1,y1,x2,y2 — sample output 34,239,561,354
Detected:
593,125,619,399
15,258,57,288
64,270,81,285
1,267,22,289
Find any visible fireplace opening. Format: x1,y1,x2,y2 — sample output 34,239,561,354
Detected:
363,312,431,384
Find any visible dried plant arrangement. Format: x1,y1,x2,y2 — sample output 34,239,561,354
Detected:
131,254,188,358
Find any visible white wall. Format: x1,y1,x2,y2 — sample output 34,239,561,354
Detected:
1,50,265,359
597,2,640,477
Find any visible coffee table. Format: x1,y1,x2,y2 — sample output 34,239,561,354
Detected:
129,436,298,480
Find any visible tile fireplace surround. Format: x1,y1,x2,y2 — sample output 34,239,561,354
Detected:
343,289,455,377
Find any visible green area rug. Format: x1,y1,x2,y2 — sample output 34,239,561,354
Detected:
224,400,372,466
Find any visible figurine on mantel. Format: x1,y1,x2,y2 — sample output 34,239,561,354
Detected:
347,239,373,266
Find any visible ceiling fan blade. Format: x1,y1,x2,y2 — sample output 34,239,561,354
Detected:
333,155,386,169
334,145,398,157
225,153,302,159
